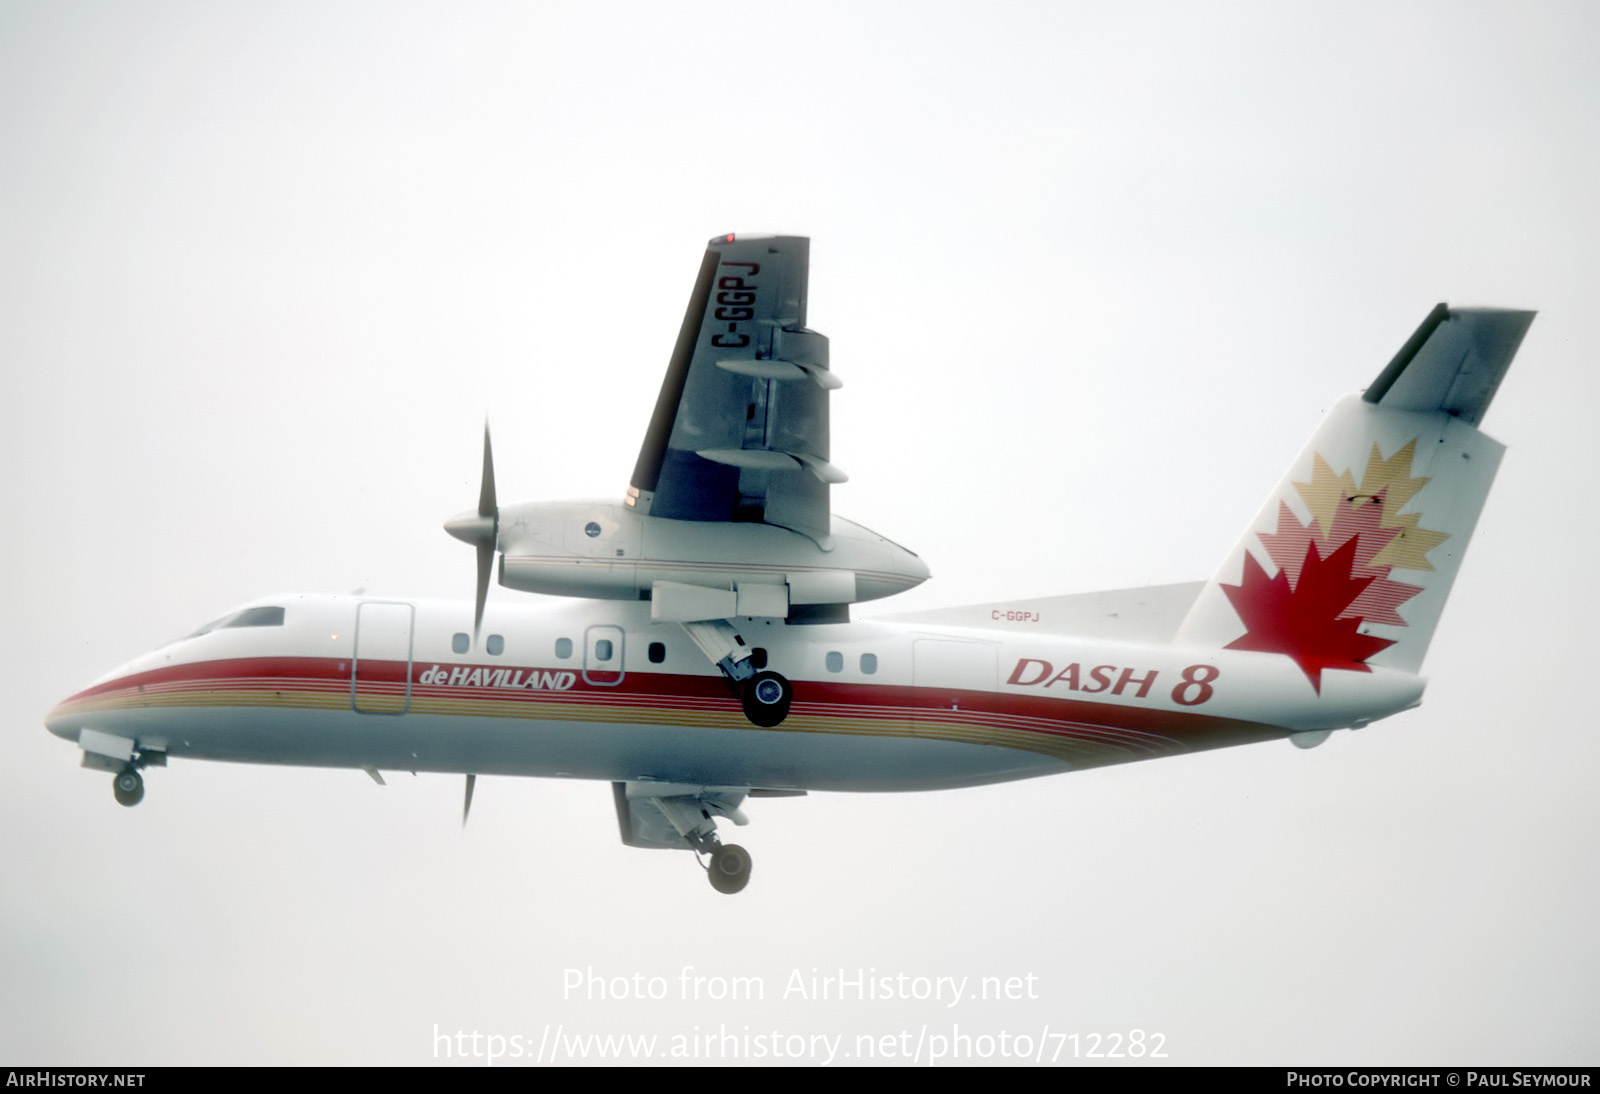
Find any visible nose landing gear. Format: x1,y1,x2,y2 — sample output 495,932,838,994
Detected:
78,731,164,807
112,768,144,807
707,843,752,894
615,784,758,894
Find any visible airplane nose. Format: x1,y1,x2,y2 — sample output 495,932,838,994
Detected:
44,700,80,742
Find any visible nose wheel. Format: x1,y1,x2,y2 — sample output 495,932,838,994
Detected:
707,842,752,894
741,671,793,728
112,768,144,808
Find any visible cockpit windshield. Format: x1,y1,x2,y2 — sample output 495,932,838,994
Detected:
185,606,286,639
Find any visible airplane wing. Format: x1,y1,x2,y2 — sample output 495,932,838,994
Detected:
626,234,844,547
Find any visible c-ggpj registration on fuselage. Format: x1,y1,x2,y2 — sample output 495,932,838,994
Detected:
47,234,1534,894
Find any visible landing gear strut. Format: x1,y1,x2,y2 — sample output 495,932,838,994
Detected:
626,788,756,894
112,768,144,808
676,619,795,726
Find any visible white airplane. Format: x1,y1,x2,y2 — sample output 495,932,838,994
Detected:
46,234,1534,894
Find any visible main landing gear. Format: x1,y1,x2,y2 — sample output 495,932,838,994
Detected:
740,671,793,728
677,619,795,727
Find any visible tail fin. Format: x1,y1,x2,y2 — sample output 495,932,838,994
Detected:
1176,306,1534,691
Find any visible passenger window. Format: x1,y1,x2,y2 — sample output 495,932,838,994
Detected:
452,633,469,654
860,653,878,675
648,642,665,664
825,651,843,673
555,637,573,659
750,647,768,669
595,639,614,662
487,634,504,656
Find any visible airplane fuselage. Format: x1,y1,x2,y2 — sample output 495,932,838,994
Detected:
46,592,1425,794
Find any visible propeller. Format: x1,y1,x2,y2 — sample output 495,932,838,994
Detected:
444,423,499,641
462,773,476,828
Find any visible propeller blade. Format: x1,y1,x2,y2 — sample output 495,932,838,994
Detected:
463,773,476,828
473,424,498,640
478,424,497,520
444,421,501,643
474,541,493,640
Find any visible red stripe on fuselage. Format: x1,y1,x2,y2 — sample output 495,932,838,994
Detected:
51,654,1286,764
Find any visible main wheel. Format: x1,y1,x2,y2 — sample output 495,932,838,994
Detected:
112,769,144,808
741,671,792,728
708,843,752,894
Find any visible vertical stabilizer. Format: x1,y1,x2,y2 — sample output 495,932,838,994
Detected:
1176,306,1533,690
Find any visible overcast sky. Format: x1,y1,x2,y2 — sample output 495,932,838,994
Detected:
4,0,1597,1066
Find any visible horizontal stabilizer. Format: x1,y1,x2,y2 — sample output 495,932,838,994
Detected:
1363,305,1534,426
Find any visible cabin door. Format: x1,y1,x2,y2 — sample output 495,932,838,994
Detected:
583,625,626,687
351,601,415,714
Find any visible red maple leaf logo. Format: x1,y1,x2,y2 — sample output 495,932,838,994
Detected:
1221,444,1448,690
1222,485,1433,691
1222,539,1396,692
1256,492,1423,627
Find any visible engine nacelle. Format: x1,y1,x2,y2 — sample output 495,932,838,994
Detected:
495,499,928,619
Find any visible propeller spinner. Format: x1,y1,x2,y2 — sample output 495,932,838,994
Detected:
444,424,499,640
